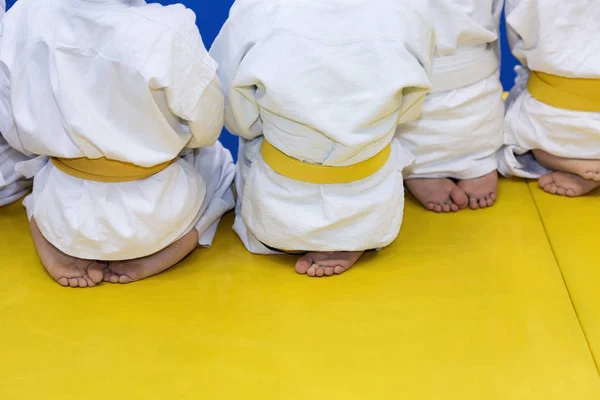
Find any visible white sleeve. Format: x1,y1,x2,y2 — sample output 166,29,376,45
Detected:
492,0,504,26
187,75,224,148
0,75,32,157
0,25,32,156
397,5,435,125
209,1,264,141
491,0,504,60
155,8,224,148
504,0,528,66
0,67,21,153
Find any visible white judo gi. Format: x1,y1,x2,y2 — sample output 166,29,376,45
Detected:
396,0,505,180
0,0,32,206
210,0,434,254
0,0,235,260
499,0,600,179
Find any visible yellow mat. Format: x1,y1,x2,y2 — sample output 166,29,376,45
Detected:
530,182,600,371
0,180,599,400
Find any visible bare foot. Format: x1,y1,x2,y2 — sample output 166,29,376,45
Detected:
539,171,600,197
103,229,199,284
405,178,468,213
30,218,105,288
295,251,364,277
457,171,498,210
533,150,600,182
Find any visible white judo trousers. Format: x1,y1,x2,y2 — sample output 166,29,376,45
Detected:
0,0,234,260
210,0,434,254
0,0,32,206
396,0,505,180
498,0,600,179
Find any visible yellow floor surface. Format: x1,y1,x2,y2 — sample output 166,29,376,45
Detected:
530,182,600,371
1,180,599,399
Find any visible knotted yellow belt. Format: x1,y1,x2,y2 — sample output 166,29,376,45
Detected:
260,140,391,184
528,71,600,112
51,157,173,182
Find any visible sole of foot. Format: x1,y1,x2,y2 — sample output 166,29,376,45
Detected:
103,229,199,284
533,149,600,182
295,251,364,277
539,171,600,197
405,178,468,213
457,170,498,210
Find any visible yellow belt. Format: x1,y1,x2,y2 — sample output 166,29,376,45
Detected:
260,140,391,184
51,157,173,183
527,71,600,112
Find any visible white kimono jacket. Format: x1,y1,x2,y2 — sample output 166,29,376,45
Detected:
0,0,33,206
0,0,234,260
396,0,505,180
499,0,600,178
210,0,434,253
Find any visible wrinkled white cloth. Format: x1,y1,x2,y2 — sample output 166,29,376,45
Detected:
396,0,504,180
0,0,32,206
0,0,234,260
499,0,600,179
211,0,434,254
0,137,31,206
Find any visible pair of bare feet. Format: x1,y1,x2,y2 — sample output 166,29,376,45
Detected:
30,218,199,288
532,150,600,197
295,251,363,278
406,171,498,213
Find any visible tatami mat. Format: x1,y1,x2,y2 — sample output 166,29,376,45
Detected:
0,180,598,399
530,182,600,372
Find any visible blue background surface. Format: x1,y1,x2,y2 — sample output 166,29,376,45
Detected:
6,0,521,155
